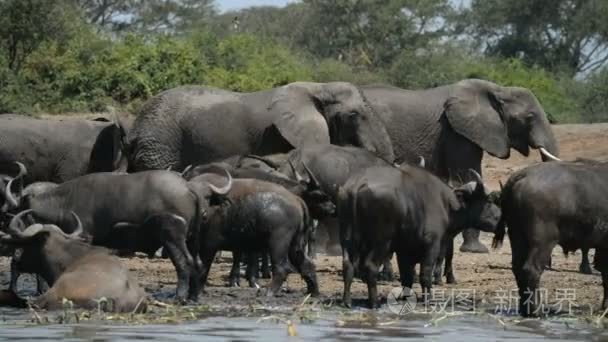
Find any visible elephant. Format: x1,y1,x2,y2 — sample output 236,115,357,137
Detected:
127,82,395,172
361,79,559,254
0,114,127,184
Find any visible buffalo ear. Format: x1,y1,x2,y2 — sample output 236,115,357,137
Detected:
269,84,331,149
444,80,510,159
451,189,465,211
88,123,123,173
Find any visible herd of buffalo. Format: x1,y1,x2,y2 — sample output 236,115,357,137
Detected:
0,79,605,317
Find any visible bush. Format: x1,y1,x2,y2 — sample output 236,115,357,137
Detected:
205,34,312,92
0,29,315,114
312,59,387,85
580,70,608,123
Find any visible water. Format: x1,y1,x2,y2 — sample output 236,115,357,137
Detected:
1,307,606,341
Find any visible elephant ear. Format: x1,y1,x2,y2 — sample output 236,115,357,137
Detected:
444,81,510,158
87,123,124,173
268,84,330,148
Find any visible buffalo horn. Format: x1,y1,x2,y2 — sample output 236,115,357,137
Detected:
208,169,233,195
288,159,304,183
67,211,83,238
302,162,320,187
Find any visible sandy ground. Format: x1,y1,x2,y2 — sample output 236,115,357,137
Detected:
1,123,608,315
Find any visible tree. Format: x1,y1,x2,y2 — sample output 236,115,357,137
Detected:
464,0,608,75
76,0,133,30
0,0,79,73
298,0,454,68
130,0,217,34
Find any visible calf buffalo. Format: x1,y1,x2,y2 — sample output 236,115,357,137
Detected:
0,210,146,312
493,160,608,316
183,158,334,287
190,174,322,297
338,166,500,308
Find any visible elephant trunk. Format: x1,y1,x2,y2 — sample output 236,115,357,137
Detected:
357,110,395,163
529,115,559,162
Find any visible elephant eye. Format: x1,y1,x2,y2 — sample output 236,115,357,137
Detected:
526,113,535,122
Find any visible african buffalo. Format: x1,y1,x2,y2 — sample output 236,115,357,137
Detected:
190,174,322,297
3,164,231,302
338,166,500,308
493,159,608,316
0,210,146,312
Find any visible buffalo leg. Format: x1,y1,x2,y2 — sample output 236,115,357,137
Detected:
362,250,385,309
158,214,196,302
289,241,319,296
9,250,21,293
519,243,553,317
260,253,271,279
228,251,241,287
246,252,260,288
580,248,593,275
420,239,441,301
444,238,456,284
509,230,529,315
595,248,608,309
378,256,394,281
307,219,318,259
199,247,220,294
342,249,355,308
396,251,416,289
267,235,291,296
433,238,448,286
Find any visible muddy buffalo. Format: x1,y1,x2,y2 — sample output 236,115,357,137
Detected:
190,174,323,297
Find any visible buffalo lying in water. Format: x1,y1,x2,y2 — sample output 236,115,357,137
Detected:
0,210,146,312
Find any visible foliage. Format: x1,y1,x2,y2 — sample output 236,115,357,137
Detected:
205,34,312,92
580,70,608,123
76,0,217,33
0,26,311,113
463,0,608,75
0,0,80,73
1,0,607,123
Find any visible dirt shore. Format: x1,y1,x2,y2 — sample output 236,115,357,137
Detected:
1,123,608,315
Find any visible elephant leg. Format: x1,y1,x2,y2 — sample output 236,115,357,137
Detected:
460,229,489,254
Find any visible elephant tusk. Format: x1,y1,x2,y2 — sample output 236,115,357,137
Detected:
539,147,561,161
418,156,425,168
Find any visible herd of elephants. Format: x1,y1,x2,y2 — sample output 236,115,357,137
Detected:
0,78,605,317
